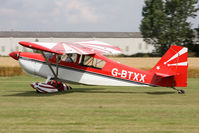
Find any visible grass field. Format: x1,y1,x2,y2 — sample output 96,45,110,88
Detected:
0,75,199,133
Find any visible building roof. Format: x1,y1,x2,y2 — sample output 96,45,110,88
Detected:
0,31,142,38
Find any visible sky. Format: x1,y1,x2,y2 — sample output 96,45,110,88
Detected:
0,0,198,32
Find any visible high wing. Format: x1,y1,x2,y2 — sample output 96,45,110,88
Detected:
19,40,122,55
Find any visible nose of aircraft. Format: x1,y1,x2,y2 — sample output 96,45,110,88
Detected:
9,51,20,60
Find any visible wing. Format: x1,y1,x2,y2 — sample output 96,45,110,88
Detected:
71,40,122,55
19,40,122,55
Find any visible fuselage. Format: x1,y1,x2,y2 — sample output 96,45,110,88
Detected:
16,52,156,87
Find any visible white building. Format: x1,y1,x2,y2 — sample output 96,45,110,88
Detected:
0,31,154,56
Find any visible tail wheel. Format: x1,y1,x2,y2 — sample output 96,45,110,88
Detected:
172,87,185,94
178,90,185,94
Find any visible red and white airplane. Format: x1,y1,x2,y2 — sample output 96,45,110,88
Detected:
9,40,188,94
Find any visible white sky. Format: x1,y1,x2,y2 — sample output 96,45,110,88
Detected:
0,0,198,32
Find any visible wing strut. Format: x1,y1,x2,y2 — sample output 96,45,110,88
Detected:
41,51,58,80
56,55,59,77
55,54,60,87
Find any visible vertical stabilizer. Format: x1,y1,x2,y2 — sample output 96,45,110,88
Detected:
151,45,188,87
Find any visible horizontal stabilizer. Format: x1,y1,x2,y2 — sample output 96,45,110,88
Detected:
155,72,173,78
151,73,175,87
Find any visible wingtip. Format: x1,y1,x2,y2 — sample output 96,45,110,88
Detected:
19,41,29,45
18,41,63,55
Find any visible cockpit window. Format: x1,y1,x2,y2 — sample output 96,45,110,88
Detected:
61,54,77,63
79,55,106,69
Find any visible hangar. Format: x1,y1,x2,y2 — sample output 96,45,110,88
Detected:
0,31,154,56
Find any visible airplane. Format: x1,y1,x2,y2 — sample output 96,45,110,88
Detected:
9,40,188,94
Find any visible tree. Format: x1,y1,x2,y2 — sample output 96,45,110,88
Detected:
192,25,199,56
196,25,199,41
140,0,199,56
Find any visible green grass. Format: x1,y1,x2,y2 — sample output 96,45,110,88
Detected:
0,75,199,133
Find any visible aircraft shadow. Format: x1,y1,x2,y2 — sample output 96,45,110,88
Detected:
2,88,98,97
74,88,175,95
3,87,175,97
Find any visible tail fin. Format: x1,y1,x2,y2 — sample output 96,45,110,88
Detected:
151,45,188,87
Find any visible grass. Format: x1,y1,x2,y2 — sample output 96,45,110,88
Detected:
0,75,199,133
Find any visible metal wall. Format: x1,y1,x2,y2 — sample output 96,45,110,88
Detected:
0,37,154,56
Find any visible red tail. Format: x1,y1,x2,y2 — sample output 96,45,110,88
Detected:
150,45,188,87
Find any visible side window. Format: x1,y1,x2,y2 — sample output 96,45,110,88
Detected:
61,54,77,63
93,58,106,69
83,56,94,66
79,55,106,69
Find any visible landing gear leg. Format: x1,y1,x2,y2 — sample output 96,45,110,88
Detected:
172,87,185,94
